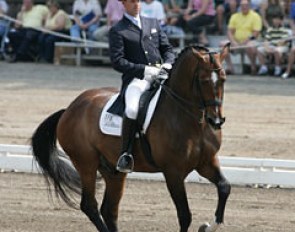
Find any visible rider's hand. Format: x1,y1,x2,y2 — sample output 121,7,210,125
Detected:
144,66,160,81
144,66,160,76
161,63,172,70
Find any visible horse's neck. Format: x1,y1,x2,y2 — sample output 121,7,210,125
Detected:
169,52,196,99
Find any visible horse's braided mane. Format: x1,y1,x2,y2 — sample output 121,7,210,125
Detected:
169,44,209,77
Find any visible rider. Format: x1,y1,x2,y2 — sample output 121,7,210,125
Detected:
108,0,175,173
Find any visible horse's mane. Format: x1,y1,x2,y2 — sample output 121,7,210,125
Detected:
169,45,210,77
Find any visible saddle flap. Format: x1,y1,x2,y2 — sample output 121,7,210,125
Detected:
99,87,162,136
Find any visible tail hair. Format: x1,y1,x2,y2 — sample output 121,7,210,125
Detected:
31,109,81,208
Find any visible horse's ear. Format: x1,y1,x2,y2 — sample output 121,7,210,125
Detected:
192,48,206,61
220,42,230,62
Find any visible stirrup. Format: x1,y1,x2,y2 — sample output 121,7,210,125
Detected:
116,153,134,173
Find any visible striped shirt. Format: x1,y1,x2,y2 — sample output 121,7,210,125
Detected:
265,27,290,46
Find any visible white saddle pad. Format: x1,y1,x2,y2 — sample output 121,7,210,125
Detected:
99,87,162,136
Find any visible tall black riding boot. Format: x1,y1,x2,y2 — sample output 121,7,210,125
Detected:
116,116,137,173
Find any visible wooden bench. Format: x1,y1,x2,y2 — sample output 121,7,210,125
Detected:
54,41,110,66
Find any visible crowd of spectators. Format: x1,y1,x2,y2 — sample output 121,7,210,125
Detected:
1,0,295,78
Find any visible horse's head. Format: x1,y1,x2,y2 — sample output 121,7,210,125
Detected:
190,43,230,130
164,43,230,130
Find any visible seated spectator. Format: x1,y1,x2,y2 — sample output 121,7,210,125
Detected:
288,0,295,34
281,45,295,79
140,0,184,38
250,0,264,12
215,0,239,35
0,0,9,37
260,0,284,28
176,0,216,46
93,0,124,41
257,13,290,76
220,0,262,74
38,0,72,63
0,0,9,56
70,0,102,41
280,0,295,79
141,0,166,25
7,0,48,62
162,0,185,25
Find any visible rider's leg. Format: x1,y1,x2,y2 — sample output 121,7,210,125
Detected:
116,79,151,173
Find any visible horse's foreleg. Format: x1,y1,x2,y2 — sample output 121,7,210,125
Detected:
197,160,231,232
100,170,127,232
164,171,192,232
79,168,109,232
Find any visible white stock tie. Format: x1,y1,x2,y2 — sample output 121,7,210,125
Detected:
134,18,141,29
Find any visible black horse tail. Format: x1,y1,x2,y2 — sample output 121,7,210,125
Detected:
31,109,81,208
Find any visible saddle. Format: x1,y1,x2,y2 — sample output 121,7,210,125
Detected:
99,80,163,168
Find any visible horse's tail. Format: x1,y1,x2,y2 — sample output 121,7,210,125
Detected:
31,109,81,208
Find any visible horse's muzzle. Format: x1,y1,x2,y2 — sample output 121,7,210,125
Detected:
206,114,225,130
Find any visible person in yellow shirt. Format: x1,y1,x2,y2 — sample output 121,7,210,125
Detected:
221,0,262,74
7,0,48,62
38,0,72,63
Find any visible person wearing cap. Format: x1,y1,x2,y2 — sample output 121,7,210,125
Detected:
108,0,175,173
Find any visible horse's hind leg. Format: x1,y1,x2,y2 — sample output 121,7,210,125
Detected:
100,169,127,232
196,158,231,232
164,170,192,232
75,156,109,232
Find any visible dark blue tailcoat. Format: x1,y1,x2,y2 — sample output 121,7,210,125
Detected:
108,16,175,115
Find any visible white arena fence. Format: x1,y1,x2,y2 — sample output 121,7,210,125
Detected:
0,144,295,188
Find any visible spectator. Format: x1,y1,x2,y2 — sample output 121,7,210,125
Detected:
162,0,185,25
38,0,72,63
7,0,48,62
257,13,290,76
176,0,216,46
141,0,166,25
281,45,295,79
250,0,264,12
71,0,102,41
93,0,124,41
260,0,284,28
215,0,239,35
0,0,9,56
220,0,262,74
288,0,295,34
140,0,184,38
281,0,295,79
0,0,9,37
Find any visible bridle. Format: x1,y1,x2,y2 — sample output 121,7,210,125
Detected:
159,48,226,130
193,51,226,129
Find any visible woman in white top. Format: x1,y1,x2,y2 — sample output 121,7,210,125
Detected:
38,0,72,62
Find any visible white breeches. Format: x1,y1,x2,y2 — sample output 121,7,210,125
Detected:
125,78,151,119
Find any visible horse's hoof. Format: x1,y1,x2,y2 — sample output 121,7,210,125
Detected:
198,223,209,232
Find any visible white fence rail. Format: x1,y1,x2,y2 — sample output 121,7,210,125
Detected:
1,144,295,188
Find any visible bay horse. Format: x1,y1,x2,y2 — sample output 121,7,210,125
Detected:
31,43,231,232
